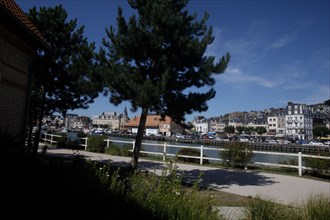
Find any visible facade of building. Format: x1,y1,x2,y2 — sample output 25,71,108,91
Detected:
209,119,226,133
64,114,78,130
192,116,209,134
0,0,48,136
125,114,183,136
92,109,129,130
285,102,313,140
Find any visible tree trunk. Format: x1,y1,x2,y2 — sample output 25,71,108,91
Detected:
26,112,34,154
131,107,148,169
32,88,45,157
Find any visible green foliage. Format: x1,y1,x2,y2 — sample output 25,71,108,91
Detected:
298,194,330,220
27,5,102,151
176,147,209,164
245,195,290,220
245,194,330,220
224,126,235,134
28,5,102,116
304,155,330,177
90,159,218,219
56,134,81,150
278,158,298,173
255,127,267,135
324,99,330,106
57,134,68,147
221,142,254,168
77,131,87,138
105,144,132,157
313,125,330,138
244,126,255,134
100,0,230,123
236,126,244,134
99,0,230,169
127,160,218,220
86,135,107,153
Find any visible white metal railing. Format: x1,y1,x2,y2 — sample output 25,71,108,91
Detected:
41,133,62,146
104,138,330,177
40,133,330,176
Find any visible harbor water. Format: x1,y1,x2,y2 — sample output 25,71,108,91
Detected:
109,136,296,164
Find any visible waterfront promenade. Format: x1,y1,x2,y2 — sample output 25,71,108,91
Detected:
45,147,330,206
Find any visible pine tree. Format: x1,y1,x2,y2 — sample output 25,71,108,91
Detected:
99,0,230,169
27,5,102,154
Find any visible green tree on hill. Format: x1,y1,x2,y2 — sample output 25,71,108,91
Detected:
99,0,230,169
224,126,235,135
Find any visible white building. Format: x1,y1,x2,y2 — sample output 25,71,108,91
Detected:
285,102,313,140
92,109,129,130
192,116,209,134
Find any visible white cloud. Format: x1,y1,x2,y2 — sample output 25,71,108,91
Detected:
268,32,296,49
219,67,277,88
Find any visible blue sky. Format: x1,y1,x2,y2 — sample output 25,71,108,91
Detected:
17,0,329,122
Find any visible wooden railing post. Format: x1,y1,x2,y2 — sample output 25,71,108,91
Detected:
163,142,167,161
200,145,204,165
50,134,53,147
85,137,88,151
105,138,110,148
298,152,302,176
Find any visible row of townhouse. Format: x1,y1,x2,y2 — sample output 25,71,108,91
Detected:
124,114,183,136
92,110,129,130
91,109,183,136
193,102,330,141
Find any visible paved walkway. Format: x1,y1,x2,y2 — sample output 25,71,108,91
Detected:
45,148,330,206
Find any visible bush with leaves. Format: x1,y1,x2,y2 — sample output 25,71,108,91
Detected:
105,144,132,157
86,135,107,153
304,153,330,177
221,142,254,169
176,148,209,164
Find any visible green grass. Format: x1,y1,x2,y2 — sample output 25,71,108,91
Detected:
1,153,220,219
2,150,329,220
244,194,330,220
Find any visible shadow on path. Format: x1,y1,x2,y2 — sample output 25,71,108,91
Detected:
180,168,278,189
44,149,278,191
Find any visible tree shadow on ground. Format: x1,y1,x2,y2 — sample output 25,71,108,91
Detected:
179,168,278,190
107,160,278,190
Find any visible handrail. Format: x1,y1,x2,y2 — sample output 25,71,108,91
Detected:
39,133,330,176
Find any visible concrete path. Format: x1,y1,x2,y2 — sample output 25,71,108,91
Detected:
45,148,330,206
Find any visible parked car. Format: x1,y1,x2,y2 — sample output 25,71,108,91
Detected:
239,137,249,142
308,140,326,146
323,141,330,145
297,140,308,145
267,139,278,144
277,139,291,144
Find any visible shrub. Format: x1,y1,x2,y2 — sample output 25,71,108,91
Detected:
304,154,330,177
245,194,330,220
127,161,218,220
87,135,107,153
278,158,298,173
105,144,132,156
57,134,68,148
176,147,209,164
298,194,330,220
245,195,290,220
220,142,254,169
56,134,82,150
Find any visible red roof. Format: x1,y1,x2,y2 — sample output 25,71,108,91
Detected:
0,0,48,46
126,115,174,127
